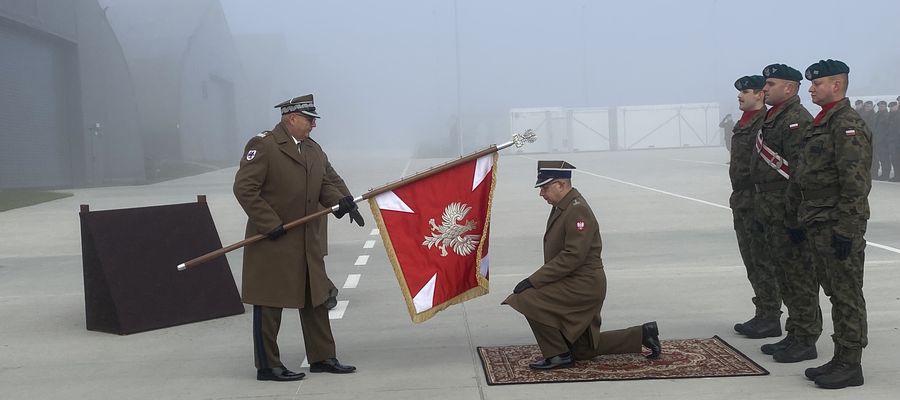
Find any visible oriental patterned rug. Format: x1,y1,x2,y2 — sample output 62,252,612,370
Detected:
477,336,768,385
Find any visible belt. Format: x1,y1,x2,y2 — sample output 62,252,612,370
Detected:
754,181,788,193
732,182,754,191
801,186,840,201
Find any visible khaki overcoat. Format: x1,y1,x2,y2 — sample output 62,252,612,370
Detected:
233,123,344,308
504,188,606,345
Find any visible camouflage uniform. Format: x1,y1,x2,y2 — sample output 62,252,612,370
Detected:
728,110,777,319
888,109,900,180
749,95,822,343
873,108,891,178
787,97,872,365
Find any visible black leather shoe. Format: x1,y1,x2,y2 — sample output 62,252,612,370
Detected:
528,352,574,370
773,341,817,363
814,362,864,389
642,321,662,359
805,359,837,380
761,334,793,355
309,358,356,374
257,367,305,382
734,316,759,333
737,318,781,339
325,286,339,310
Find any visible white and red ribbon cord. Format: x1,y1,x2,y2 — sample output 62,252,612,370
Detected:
755,131,791,180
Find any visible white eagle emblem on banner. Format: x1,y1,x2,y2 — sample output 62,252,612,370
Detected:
422,202,480,257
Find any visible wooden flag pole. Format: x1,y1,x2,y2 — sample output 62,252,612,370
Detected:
177,130,535,271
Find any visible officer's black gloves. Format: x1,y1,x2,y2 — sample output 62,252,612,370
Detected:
513,278,533,294
832,233,852,260
787,227,806,244
333,196,357,218
348,209,365,227
267,225,286,240
333,195,365,226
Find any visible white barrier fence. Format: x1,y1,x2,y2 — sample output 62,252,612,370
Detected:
510,102,720,153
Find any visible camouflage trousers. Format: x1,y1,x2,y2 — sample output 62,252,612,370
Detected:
732,208,781,319
754,192,822,341
805,220,868,365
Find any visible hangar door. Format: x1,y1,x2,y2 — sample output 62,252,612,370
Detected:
0,21,77,188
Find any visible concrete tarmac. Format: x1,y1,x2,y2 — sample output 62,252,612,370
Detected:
1,146,898,399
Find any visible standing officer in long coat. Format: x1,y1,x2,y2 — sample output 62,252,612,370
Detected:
234,94,361,381
503,161,661,370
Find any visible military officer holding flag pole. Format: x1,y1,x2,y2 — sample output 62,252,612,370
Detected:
503,161,661,370
233,94,362,381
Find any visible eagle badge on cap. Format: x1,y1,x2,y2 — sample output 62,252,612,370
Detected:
246,150,257,161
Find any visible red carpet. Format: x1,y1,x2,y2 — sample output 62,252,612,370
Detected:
477,336,768,385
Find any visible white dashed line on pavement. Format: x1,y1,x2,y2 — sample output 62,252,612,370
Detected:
343,274,361,289
354,255,369,266
363,240,375,249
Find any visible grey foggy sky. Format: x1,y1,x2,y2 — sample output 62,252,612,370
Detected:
221,0,900,150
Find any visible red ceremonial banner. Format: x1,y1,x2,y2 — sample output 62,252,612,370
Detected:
369,153,496,322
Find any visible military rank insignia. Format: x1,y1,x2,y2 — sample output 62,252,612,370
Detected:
246,150,257,161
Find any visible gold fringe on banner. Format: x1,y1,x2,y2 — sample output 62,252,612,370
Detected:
368,152,498,323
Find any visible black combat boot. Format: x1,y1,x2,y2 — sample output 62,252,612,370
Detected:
761,334,793,355
734,316,759,333
805,359,837,380
772,339,817,363
737,318,781,339
642,321,661,359
813,362,864,389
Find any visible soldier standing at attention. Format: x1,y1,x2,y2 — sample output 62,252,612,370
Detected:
888,101,900,181
503,161,661,370
873,100,891,180
787,59,872,389
860,101,877,177
745,64,822,366
234,94,361,381
727,75,775,339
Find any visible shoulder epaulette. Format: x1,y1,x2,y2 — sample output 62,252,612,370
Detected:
255,131,271,138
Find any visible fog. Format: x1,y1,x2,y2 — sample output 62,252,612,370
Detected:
221,0,900,156
2,0,899,189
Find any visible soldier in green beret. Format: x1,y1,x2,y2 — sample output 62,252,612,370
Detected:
743,64,822,366
786,59,872,389
727,75,779,342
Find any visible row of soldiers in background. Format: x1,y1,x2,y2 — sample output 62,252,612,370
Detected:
855,98,900,181
728,60,871,390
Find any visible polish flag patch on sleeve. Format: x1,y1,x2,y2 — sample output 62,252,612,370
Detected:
789,123,799,129
845,129,857,136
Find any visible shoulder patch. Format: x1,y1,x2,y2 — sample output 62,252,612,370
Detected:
575,219,586,231
246,149,257,161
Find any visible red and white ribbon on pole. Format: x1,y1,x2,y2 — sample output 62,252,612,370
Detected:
755,131,790,179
